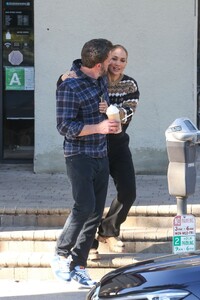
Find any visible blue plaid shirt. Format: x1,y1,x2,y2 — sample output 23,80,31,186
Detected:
56,59,109,158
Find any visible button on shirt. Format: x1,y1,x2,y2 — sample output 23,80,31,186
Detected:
56,59,109,158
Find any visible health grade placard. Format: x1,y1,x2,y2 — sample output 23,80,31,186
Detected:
5,67,34,90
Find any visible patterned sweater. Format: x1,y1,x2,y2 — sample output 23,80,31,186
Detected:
58,71,140,135
108,74,140,133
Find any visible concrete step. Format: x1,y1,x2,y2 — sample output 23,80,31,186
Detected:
1,227,200,254
1,204,199,280
0,227,176,254
1,204,200,228
0,251,165,281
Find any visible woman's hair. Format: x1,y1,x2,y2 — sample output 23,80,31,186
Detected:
81,39,113,68
112,44,128,58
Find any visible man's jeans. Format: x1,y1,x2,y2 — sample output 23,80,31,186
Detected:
56,154,109,268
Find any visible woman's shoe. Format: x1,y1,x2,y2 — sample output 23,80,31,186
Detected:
88,248,100,260
97,235,125,253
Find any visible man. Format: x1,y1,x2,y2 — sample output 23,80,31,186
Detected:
59,44,140,259
51,39,120,288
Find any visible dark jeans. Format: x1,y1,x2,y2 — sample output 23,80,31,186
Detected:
56,154,109,268
98,133,136,237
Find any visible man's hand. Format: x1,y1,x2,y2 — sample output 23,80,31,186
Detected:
97,119,121,134
78,119,121,137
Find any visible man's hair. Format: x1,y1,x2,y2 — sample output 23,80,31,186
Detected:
81,39,113,68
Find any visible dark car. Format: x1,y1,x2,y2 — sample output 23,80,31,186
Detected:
86,251,200,299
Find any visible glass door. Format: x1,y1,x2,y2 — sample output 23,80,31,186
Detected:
1,0,34,161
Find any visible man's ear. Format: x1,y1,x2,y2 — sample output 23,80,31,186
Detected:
96,63,102,70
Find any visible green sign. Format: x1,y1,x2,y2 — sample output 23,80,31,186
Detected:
173,236,181,247
5,67,34,90
6,67,25,90
173,235,195,254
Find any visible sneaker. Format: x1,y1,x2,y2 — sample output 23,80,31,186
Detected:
71,266,96,288
50,254,71,282
97,235,125,253
88,248,100,260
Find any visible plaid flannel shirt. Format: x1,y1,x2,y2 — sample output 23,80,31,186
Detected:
56,59,109,158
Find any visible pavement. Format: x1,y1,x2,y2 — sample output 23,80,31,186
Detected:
0,161,200,299
0,279,88,299
0,163,200,211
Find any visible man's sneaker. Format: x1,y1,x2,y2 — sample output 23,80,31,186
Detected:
71,266,96,288
50,254,71,282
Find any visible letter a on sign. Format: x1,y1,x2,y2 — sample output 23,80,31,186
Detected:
10,73,21,86
5,67,25,90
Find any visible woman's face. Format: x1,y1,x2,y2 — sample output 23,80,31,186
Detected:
108,47,127,76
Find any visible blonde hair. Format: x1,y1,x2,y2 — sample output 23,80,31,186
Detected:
112,44,128,58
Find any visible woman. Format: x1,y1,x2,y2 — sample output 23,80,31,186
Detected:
95,45,140,254
60,44,140,257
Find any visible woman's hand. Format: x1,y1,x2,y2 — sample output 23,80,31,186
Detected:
99,100,108,114
61,71,77,81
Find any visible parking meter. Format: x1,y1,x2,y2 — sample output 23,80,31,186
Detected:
165,117,200,215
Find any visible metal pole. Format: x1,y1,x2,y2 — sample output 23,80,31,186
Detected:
176,196,187,215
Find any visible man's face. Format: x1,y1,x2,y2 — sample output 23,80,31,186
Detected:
99,51,112,76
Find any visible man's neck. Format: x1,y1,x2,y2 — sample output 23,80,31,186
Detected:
80,66,99,79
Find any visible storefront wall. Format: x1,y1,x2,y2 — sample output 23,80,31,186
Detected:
34,0,197,173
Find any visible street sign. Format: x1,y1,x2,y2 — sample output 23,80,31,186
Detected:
173,214,196,254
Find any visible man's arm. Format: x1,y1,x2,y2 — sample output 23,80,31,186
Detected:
78,120,120,136
56,83,120,137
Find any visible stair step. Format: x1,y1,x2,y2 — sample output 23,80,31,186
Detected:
0,227,200,254
1,204,200,227
1,204,200,281
0,227,175,240
1,226,200,240
0,252,166,281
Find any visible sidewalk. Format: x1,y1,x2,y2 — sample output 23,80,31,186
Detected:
0,279,88,300
0,163,200,298
0,163,200,210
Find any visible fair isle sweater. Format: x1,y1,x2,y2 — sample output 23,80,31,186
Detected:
108,74,140,133
58,71,139,138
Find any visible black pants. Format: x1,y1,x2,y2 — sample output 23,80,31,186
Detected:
56,154,109,267
98,132,136,238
